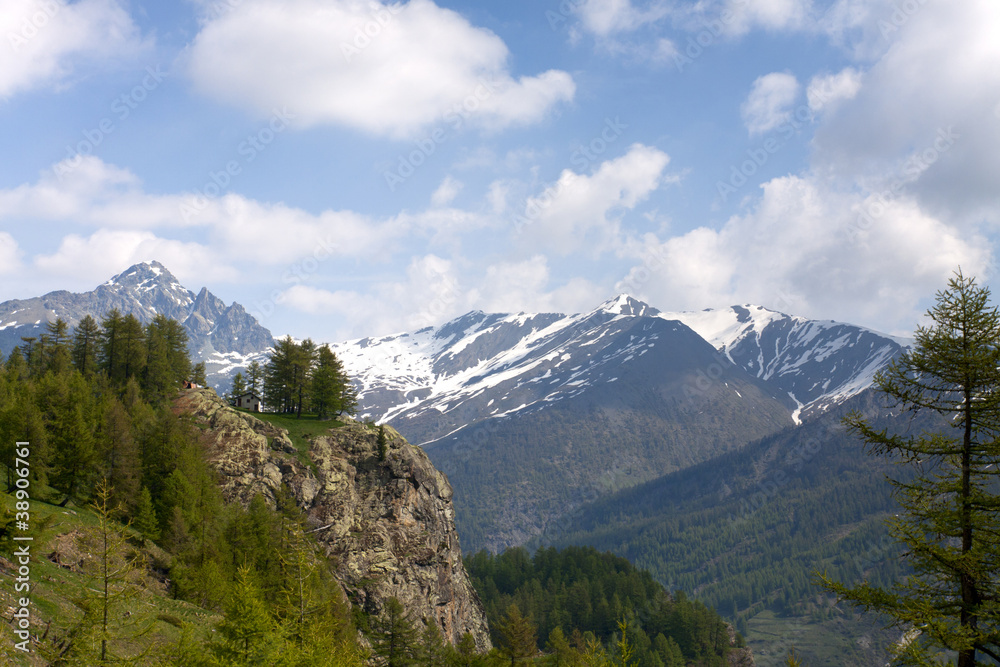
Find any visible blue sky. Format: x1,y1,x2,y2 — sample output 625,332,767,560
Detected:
1,0,998,340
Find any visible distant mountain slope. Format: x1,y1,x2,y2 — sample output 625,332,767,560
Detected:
542,388,929,666
663,305,908,423
330,295,909,551
0,261,274,386
332,296,794,551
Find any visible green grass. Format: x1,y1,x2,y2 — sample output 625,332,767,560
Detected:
246,411,347,470
1,492,220,666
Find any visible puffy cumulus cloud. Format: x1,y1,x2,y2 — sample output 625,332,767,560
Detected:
471,256,598,315
622,176,990,332
807,68,862,113
811,0,1000,224
32,229,237,287
278,254,471,336
741,72,800,135
575,0,670,37
0,0,148,98
278,254,600,338
185,0,575,138
722,0,814,34
518,143,671,255
0,156,434,269
0,157,185,228
0,233,23,275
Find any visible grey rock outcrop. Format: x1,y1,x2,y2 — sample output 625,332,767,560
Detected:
173,388,492,651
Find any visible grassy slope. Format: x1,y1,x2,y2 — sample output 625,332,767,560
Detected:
0,490,220,665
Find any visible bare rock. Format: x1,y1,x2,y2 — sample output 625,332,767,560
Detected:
174,388,492,651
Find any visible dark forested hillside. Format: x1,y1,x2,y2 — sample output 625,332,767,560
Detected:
542,389,934,665
422,313,793,553
465,545,748,666
0,314,363,665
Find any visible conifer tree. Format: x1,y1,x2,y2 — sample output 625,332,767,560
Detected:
378,425,389,461
545,626,583,666
820,271,1000,665
134,486,160,542
246,359,263,394
496,603,538,665
100,396,142,513
370,597,419,667
64,479,154,665
211,564,284,665
416,620,448,666
230,372,247,401
99,309,126,382
310,345,342,420
44,318,72,374
72,315,101,376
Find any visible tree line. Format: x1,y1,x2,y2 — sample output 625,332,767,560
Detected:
230,336,357,420
0,313,365,664
465,546,736,666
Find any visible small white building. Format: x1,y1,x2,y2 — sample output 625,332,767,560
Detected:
233,391,262,412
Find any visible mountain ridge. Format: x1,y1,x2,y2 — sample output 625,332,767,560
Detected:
0,261,274,386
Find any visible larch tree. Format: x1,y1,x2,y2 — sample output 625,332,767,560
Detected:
72,314,101,376
820,270,1000,665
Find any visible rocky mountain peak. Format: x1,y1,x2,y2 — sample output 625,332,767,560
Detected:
597,294,660,318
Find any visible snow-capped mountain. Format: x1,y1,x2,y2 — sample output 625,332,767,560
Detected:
0,261,273,386
330,294,907,550
332,295,700,444
662,304,909,423
334,295,905,443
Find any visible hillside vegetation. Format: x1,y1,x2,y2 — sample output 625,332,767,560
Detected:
544,390,925,666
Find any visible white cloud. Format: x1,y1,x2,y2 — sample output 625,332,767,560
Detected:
278,254,600,338
519,144,671,255
811,0,1000,224
472,256,598,315
807,67,862,112
741,72,800,135
0,0,148,98
185,0,575,138
32,229,237,286
623,176,990,332
723,0,813,34
575,0,670,37
0,233,22,275
431,176,463,207
278,254,470,335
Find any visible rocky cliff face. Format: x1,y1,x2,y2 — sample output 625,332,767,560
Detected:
173,388,492,651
